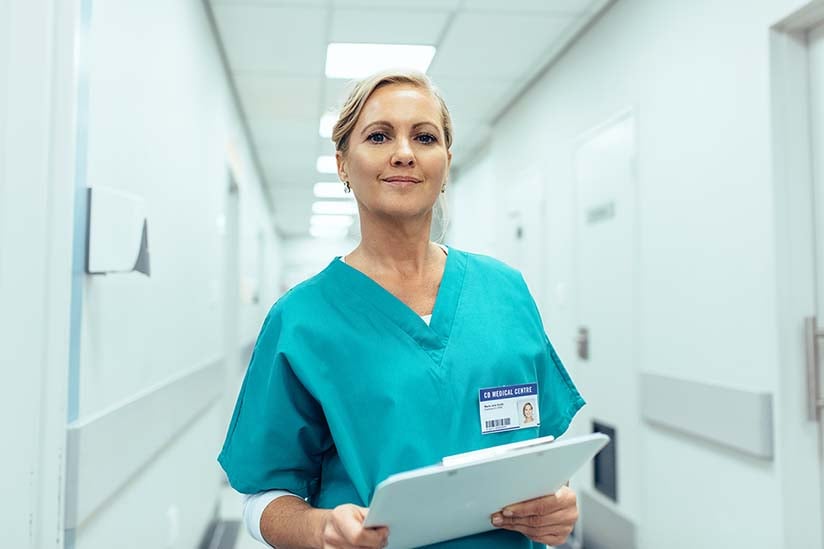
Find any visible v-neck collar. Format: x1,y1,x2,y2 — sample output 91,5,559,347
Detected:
326,247,467,361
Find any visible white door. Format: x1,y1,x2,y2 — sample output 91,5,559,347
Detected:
808,21,824,542
572,111,639,536
503,169,546,303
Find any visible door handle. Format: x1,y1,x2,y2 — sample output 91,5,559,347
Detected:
804,316,824,421
576,327,589,361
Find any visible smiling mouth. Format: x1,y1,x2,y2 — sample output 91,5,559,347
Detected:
382,177,421,184
382,177,422,189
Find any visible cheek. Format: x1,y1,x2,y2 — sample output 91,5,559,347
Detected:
348,149,384,175
422,154,449,178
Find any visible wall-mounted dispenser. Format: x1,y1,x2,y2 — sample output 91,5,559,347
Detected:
85,186,150,276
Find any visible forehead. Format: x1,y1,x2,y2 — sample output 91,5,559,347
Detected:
357,84,441,127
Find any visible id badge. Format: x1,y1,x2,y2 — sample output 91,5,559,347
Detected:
478,383,540,434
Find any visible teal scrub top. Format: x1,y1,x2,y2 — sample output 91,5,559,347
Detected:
218,248,585,549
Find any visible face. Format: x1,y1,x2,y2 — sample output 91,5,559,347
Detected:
523,403,533,417
337,84,452,223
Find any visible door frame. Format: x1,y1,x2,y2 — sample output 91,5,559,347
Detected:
0,0,80,547
770,2,824,547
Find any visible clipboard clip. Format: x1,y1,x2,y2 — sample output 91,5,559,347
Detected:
441,435,556,467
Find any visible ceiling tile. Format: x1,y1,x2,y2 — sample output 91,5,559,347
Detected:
434,77,515,130
318,138,337,156
260,147,319,187
273,182,314,204
428,12,575,79
212,0,328,5
249,119,318,152
213,4,326,74
323,78,355,111
330,9,450,45
332,0,460,9
462,0,595,14
236,75,321,121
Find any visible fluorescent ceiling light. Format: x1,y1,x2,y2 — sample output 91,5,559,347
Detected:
313,201,359,216
325,43,436,79
310,225,350,239
314,182,350,199
319,112,338,139
310,214,354,228
316,155,337,174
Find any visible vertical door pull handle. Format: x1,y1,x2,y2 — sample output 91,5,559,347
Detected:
804,316,824,421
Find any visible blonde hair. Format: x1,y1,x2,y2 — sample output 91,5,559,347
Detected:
331,70,453,242
331,69,453,154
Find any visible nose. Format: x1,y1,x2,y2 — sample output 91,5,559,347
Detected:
391,137,415,167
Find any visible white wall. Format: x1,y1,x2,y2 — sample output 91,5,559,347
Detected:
70,1,281,548
448,147,497,257
448,0,816,547
0,1,77,548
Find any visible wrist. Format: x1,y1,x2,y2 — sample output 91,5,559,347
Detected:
310,508,331,549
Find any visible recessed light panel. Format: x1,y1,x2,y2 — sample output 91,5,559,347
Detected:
310,214,354,228
319,112,338,138
316,156,338,174
310,225,350,239
325,43,436,79
314,182,350,198
313,201,359,216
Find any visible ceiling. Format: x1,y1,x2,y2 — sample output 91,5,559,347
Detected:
209,0,610,238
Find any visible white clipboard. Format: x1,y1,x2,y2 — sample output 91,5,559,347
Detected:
363,433,609,549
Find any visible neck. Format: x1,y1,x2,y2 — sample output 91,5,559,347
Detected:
350,211,439,277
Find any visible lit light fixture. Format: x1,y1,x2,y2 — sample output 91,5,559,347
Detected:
325,43,436,79
310,214,354,228
313,201,359,216
310,224,350,239
314,182,350,199
319,112,338,138
316,155,338,174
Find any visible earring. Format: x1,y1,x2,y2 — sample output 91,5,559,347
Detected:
344,181,351,193
441,183,446,193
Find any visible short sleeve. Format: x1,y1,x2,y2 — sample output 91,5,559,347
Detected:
513,271,586,438
217,308,331,498
538,337,586,438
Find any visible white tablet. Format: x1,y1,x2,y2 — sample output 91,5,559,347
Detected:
363,433,609,549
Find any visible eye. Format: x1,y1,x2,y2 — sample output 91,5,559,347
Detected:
367,132,388,144
416,133,438,145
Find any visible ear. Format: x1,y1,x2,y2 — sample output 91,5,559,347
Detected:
336,150,347,182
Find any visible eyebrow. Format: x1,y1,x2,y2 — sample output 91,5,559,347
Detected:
360,120,440,135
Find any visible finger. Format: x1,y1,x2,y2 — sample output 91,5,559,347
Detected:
492,506,577,530
500,495,560,519
501,486,575,518
335,509,388,548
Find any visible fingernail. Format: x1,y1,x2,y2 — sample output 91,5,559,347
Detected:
502,509,513,517
491,515,503,526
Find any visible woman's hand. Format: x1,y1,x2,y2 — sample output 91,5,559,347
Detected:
490,486,578,546
319,504,389,549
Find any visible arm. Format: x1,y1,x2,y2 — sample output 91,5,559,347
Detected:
243,491,304,547
259,497,388,549
259,496,328,549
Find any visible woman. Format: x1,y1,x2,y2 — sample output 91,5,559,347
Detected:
522,402,536,425
218,70,585,549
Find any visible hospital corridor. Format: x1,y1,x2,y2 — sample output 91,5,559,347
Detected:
5,0,824,548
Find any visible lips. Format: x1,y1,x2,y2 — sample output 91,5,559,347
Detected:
382,176,422,189
382,176,421,184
